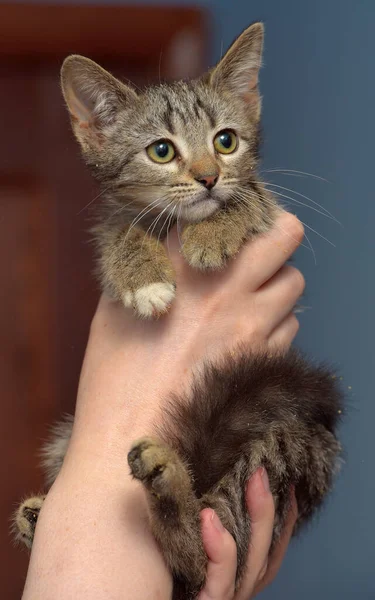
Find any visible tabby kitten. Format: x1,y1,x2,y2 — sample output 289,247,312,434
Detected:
15,23,343,599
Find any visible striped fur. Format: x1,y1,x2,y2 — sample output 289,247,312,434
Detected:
13,23,343,599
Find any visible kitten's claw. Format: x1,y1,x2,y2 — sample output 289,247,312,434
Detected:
122,282,176,318
13,495,45,549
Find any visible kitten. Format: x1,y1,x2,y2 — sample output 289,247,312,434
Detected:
14,23,343,599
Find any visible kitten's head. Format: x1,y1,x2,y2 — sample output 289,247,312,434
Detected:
61,23,264,223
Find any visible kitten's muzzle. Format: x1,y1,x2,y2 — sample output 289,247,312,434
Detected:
195,174,218,190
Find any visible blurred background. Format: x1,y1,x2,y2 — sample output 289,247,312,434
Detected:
1,1,373,598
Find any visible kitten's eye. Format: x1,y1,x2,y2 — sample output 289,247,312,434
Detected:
213,130,238,154
146,139,176,164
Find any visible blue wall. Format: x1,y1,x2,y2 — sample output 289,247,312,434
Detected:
210,2,374,598
18,0,374,597
213,2,375,598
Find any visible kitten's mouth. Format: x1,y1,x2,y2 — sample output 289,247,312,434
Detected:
187,189,218,206
181,193,221,222
187,197,207,207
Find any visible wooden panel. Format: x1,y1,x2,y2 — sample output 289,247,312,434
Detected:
0,4,207,67
0,4,208,597
0,178,56,599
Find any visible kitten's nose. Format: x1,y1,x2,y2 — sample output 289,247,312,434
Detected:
195,174,219,190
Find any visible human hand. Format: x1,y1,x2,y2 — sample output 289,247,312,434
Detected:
22,211,304,600
199,469,298,600
72,211,305,443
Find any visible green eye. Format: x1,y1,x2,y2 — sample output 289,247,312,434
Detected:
146,139,176,163
213,130,238,154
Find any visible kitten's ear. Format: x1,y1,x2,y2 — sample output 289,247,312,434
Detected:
210,22,264,112
61,55,138,148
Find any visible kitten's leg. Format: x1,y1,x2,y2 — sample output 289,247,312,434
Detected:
199,467,251,590
181,193,275,270
95,223,176,318
13,495,45,549
128,438,206,595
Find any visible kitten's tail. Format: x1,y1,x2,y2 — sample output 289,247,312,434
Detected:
159,348,343,521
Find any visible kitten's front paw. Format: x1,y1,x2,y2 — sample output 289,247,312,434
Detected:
182,222,243,270
13,495,45,549
122,282,176,319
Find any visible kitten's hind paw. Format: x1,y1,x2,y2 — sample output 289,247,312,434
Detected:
13,495,45,549
128,438,206,590
128,437,190,498
122,282,175,318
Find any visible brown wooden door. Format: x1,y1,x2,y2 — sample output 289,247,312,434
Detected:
0,5,207,597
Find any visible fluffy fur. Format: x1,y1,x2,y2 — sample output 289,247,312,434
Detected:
14,22,343,599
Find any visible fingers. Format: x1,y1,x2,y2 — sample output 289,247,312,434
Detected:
165,213,304,294
234,212,304,290
235,469,275,600
253,488,298,596
198,473,296,600
268,313,300,349
198,509,237,600
256,265,305,332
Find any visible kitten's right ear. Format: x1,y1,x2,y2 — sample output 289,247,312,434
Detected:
209,22,264,117
61,55,138,149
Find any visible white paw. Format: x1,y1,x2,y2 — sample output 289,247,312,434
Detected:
123,283,175,318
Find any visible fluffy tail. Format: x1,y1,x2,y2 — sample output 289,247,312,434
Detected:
159,348,343,521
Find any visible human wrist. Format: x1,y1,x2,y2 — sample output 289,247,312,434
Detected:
23,443,172,600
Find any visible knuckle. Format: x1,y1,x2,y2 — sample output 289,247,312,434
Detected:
281,213,305,246
246,319,266,348
290,314,300,335
258,560,269,582
288,266,306,295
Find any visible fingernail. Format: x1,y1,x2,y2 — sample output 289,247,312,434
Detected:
210,509,225,533
259,467,270,492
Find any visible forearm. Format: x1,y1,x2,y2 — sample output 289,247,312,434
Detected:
21,214,303,599
22,418,172,600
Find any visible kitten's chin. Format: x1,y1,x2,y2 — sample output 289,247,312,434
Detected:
180,199,220,222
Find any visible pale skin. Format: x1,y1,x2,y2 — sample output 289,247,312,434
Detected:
22,212,303,600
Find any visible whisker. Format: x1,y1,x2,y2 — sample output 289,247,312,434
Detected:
125,198,165,240
105,198,139,221
165,205,176,253
264,182,340,224
236,188,322,257
121,198,170,277
263,168,329,182
157,202,175,248
139,199,174,252
77,185,112,215
265,188,340,224
234,186,331,259
141,197,174,251
301,230,317,265
141,212,164,252
116,181,194,189
299,220,336,247
149,201,175,243
274,222,315,256
176,203,183,247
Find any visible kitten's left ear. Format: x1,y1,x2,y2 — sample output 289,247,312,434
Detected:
61,55,138,150
210,22,264,113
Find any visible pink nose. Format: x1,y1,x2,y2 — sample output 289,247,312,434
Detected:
195,174,219,190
